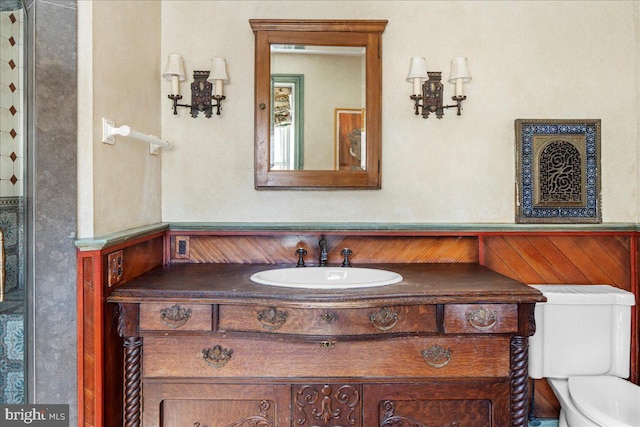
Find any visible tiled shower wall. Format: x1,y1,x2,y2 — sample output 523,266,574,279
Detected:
0,8,25,404
0,9,23,197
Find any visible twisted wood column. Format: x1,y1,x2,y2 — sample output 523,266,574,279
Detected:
510,336,529,427
123,336,143,427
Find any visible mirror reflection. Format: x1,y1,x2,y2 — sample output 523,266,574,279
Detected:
270,45,366,171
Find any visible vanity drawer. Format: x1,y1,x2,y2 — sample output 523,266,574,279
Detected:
139,303,212,331
218,304,437,335
142,335,510,379
444,304,518,334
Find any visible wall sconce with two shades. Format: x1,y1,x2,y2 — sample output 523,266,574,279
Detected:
408,56,471,119
163,54,228,118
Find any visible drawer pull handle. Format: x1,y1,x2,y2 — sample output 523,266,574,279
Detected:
320,341,335,349
159,304,192,328
257,306,288,331
421,345,451,368
369,307,398,331
466,306,498,331
320,312,337,323
202,345,233,368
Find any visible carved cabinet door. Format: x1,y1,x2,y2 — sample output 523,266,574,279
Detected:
362,382,511,427
163,399,276,427
143,383,290,427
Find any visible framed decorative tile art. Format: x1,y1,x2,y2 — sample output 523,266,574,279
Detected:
515,119,601,223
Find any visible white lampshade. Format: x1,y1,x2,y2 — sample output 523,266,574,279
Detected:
407,56,428,82
207,58,228,82
448,57,471,83
162,54,186,81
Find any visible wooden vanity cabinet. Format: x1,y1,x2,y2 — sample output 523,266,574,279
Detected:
109,263,543,427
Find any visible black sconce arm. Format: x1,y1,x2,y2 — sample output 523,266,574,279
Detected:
410,94,467,119
168,93,226,118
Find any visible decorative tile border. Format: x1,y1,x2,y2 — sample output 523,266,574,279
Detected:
0,197,23,314
515,119,601,223
0,196,24,403
0,10,24,198
0,314,24,404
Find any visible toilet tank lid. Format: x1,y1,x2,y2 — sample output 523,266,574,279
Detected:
528,284,635,306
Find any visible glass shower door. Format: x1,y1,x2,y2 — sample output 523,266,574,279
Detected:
0,0,26,404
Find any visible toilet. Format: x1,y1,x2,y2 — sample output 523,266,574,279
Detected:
528,284,639,427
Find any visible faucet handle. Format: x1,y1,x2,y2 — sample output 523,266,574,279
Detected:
319,236,328,266
295,248,307,267
340,248,353,267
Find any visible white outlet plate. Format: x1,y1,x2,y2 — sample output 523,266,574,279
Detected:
107,249,124,287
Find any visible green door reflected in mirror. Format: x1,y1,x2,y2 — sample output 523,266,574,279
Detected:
271,74,304,170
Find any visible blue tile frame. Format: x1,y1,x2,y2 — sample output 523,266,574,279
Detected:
0,314,24,403
0,197,25,404
515,119,601,223
0,197,24,314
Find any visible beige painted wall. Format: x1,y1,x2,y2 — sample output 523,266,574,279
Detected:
77,0,162,238
79,1,640,238
160,1,639,224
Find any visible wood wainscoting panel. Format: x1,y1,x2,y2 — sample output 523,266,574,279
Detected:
104,236,164,288
482,235,631,290
635,236,639,385
78,254,100,427
78,232,165,427
170,234,479,265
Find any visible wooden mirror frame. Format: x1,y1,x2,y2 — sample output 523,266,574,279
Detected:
250,19,388,190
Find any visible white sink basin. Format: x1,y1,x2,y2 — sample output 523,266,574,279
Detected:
250,267,403,289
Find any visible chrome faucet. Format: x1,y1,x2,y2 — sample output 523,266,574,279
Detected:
319,236,328,266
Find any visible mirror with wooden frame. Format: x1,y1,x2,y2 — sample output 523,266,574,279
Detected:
250,19,387,190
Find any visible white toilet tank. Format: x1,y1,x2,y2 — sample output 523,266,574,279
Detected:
528,284,635,379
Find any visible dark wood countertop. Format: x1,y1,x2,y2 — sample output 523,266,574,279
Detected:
108,263,545,308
